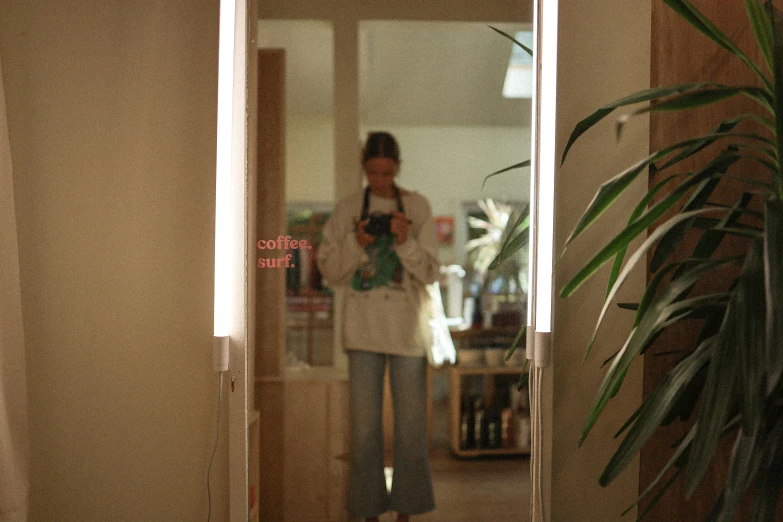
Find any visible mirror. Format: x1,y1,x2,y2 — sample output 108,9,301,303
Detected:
253,6,534,521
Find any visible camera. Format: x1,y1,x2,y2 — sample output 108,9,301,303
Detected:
364,213,393,236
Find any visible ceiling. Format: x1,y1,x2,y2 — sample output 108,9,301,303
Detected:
257,20,532,127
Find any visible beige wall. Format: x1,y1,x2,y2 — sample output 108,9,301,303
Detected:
0,2,229,521
548,1,650,521
286,120,529,207
0,0,651,520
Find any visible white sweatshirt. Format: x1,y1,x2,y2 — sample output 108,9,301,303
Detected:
317,188,440,357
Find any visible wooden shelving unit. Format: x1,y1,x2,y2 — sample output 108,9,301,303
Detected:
285,206,335,368
286,292,333,366
449,364,530,458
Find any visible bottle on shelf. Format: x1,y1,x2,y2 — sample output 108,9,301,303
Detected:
471,294,483,330
501,407,514,448
486,400,501,449
517,415,531,450
473,396,485,449
460,394,475,450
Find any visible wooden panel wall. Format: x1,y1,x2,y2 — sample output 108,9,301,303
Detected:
255,49,287,378
644,1,779,519
256,48,287,521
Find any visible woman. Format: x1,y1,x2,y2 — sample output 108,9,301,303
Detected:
317,132,440,522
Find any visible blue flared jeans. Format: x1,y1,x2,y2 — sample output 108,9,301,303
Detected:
346,350,436,518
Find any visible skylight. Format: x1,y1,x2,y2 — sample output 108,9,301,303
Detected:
502,31,534,98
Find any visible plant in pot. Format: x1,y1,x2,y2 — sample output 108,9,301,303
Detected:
493,0,783,518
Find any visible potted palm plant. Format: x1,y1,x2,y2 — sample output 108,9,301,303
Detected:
493,0,783,518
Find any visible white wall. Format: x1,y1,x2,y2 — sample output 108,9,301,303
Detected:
0,2,229,520
547,0,650,520
287,122,529,206
380,125,530,216
286,122,530,265
287,117,336,203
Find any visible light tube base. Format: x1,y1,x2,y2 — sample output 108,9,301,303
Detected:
534,331,551,369
213,335,230,372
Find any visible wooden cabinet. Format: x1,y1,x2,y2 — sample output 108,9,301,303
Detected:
285,206,335,368
256,369,350,522
449,365,530,458
286,293,334,366
447,326,529,458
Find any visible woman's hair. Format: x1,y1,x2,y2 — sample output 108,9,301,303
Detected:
361,131,400,165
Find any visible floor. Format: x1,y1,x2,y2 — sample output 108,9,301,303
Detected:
371,449,530,521
358,372,531,521
423,450,530,522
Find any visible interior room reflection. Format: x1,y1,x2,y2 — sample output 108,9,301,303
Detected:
257,19,533,521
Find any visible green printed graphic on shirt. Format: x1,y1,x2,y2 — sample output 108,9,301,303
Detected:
351,234,404,291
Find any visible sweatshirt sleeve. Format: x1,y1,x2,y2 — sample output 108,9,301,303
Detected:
316,200,369,287
395,195,440,286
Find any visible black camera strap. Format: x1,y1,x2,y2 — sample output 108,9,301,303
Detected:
360,184,405,221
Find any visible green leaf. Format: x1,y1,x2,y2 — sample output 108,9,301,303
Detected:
488,25,533,57
649,174,723,273
750,414,783,521
733,241,766,433
505,325,526,360
579,257,738,445
500,204,530,251
635,262,682,328
482,160,530,189
686,242,764,494
614,402,644,439
603,167,673,303
656,114,772,172
517,358,530,390
637,467,684,521
600,338,713,485
580,211,714,363
663,365,709,425
633,86,772,114
719,419,767,521
562,158,736,300
746,0,774,72
561,132,770,255
664,0,773,92
562,82,719,164
731,152,778,179
622,423,697,516
767,1,783,186
490,229,529,270
650,158,750,275
490,205,530,270
764,197,783,394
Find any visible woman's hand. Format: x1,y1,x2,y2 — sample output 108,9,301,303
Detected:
391,211,410,244
355,219,376,247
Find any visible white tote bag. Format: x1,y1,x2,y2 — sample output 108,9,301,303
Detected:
418,282,457,368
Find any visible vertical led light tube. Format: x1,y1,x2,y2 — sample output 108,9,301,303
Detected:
535,0,558,337
213,0,237,368
526,0,541,362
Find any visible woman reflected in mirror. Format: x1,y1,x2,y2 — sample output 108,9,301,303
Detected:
317,132,440,522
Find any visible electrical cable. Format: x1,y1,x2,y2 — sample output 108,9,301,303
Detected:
536,366,543,518
206,372,224,522
528,362,545,522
